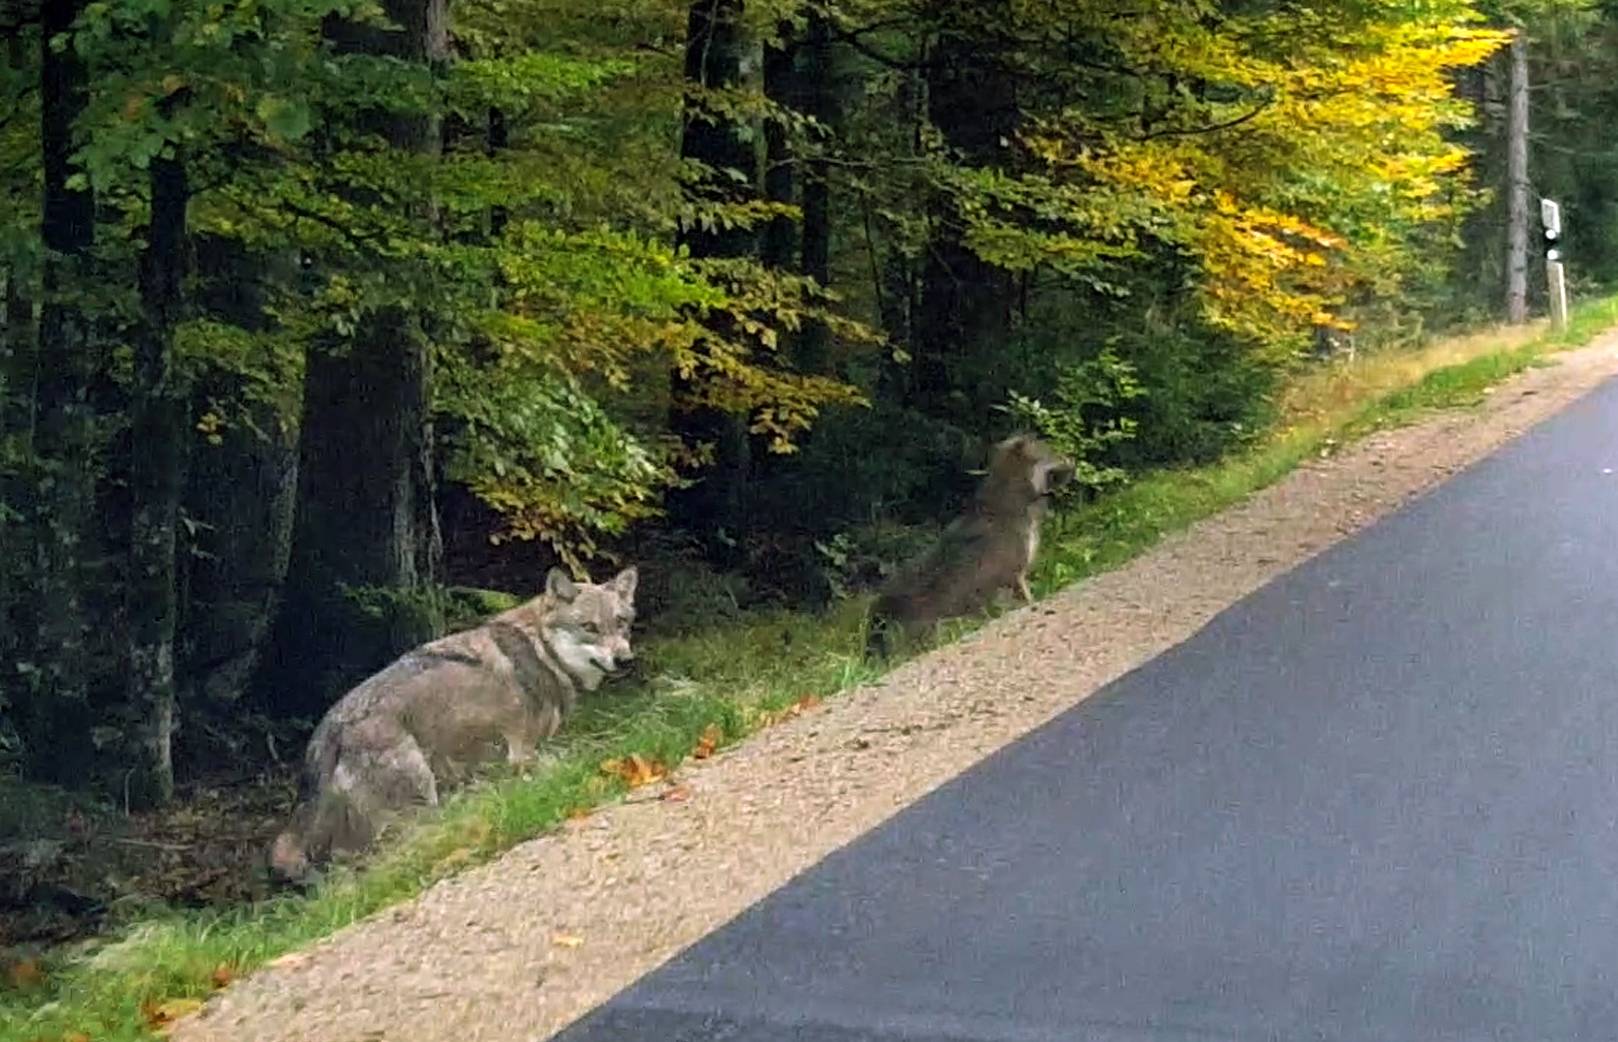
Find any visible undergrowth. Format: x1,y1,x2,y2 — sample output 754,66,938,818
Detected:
4,293,1617,1042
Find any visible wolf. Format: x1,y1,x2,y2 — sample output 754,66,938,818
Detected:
268,565,638,882
867,434,1074,657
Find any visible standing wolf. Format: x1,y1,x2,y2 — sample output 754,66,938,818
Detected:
867,435,1074,657
268,566,638,881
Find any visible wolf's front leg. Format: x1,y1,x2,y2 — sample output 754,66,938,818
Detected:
1017,574,1033,603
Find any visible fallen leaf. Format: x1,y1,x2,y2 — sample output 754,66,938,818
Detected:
692,724,723,760
552,932,584,948
64,1033,91,1042
761,694,825,727
4,959,44,990
209,963,236,990
660,783,693,803
599,753,666,789
142,997,204,1034
567,806,592,821
266,951,311,970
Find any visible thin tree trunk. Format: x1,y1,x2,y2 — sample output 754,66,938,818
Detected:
669,0,757,559
25,0,97,726
798,10,833,376
488,106,509,239
1506,31,1530,324
0,269,30,671
762,25,798,272
914,14,1018,425
126,148,189,809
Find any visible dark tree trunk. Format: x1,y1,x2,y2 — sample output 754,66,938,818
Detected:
1505,31,1530,324
178,238,298,746
0,269,31,674
21,0,98,738
488,106,509,239
913,15,1018,427
762,25,798,272
797,10,833,376
125,149,189,809
260,0,447,719
669,0,758,558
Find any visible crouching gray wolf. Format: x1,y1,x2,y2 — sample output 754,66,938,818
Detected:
268,566,638,881
867,434,1074,657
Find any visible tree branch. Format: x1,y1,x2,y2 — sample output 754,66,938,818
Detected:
1135,99,1272,141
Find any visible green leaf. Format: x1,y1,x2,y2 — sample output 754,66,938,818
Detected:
256,96,313,141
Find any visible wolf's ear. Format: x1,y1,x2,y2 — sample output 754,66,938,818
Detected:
545,567,579,602
1036,459,1076,495
611,566,638,603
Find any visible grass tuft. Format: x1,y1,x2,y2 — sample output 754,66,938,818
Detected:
5,296,1616,1042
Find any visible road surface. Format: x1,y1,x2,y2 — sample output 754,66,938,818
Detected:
556,378,1618,1042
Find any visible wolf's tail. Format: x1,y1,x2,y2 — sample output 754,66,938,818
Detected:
267,726,370,884
268,786,375,884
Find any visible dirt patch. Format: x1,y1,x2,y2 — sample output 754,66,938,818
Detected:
1,774,292,953
175,336,1618,1042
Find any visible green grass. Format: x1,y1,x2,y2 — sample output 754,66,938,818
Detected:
5,294,1617,1042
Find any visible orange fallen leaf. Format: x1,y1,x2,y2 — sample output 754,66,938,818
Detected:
660,783,692,803
4,959,44,990
142,997,203,1034
760,694,825,728
552,932,584,948
567,805,593,821
599,753,666,789
692,724,723,760
209,963,236,990
64,1033,91,1042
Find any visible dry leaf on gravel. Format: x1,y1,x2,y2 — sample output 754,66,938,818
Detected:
599,754,666,789
551,933,584,949
143,997,204,1034
760,694,824,727
692,724,723,760
209,964,236,990
660,784,693,803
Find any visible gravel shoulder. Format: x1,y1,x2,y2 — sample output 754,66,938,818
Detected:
176,335,1618,1042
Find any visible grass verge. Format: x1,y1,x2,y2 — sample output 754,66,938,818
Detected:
5,294,1617,1042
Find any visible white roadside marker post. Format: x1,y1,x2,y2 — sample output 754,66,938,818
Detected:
1541,197,1569,331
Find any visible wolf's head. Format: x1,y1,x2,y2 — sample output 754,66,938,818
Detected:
542,566,639,691
978,434,1076,511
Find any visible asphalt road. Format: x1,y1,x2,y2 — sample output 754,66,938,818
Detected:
555,378,1618,1042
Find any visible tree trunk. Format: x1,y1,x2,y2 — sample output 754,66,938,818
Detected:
22,0,97,730
179,237,299,735
914,17,1019,427
0,269,31,674
125,149,189,809
669,0,758,558
762,25,798,272
798,10,833,376
260,0,446,719
1505,30,1530,325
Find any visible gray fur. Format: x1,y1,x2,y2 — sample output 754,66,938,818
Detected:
269,565,638,881
867,435,1074,657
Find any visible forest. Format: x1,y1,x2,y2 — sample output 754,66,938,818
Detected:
5,0,1618,1030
